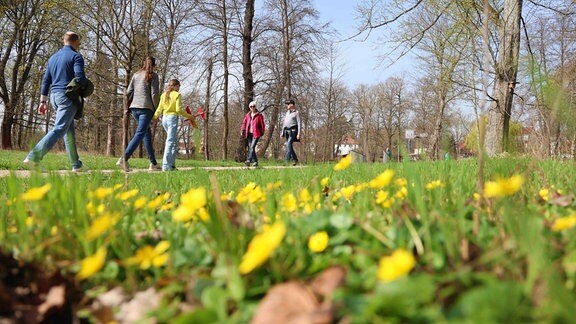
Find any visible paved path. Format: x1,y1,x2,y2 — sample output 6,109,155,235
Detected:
0,165,303,178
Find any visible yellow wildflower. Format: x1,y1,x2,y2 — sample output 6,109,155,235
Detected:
220,191,234,201
116,189,139,201
340,185,356,201
395,178,407,187
197,207,210,222
90,187,114,199
308,231,329,253
86,212,121,240
377,249,416,283
125,241,170,270
237,183,266,204
369,170,395,189
281,193,298,213
148,193,170,210
425,180,444,190
538,188,549,201
473,192,481,201
21,183,52,201
134,197,147,210
173,188,207,222
320,177,329,187
333,155,352,171
77,247,107,280
376,190,394,208
51,226,58,236
25,217,34,228
484,175,524,198
113,184,124,191
266,181,283,191
239,221,286,274
551,213,576,232
395,186,408,200
172,205,195,222
159,201,174,211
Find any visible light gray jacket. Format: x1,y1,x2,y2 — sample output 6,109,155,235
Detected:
126,71,160,110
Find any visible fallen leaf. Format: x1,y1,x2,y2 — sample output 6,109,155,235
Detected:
38,285,65,315
309,266,346,299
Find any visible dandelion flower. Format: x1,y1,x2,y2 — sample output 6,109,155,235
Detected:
116,189,139,201
308,231,329,253
148,193,170,210
21,184,52,201
77,247,107,280
551,214,576,232
126,241,170,270
425,180,444,190
538,188,549,201
377,249,416,283
90,187,114,199
239,221,286,274
86,212,121,240
320,177,329,187
369,170,395,189
134,197,147,210
484,175,524,198
281,193,298,213
333,155,352,171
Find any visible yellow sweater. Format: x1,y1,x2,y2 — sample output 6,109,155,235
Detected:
153,91,193,120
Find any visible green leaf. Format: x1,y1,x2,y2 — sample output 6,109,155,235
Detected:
330,213,353,229
170,308,218,324
201,286,229,320
228,267,245,302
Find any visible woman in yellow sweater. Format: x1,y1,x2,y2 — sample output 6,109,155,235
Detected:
153,79,193,171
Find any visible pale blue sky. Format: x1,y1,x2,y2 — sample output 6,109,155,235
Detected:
313,0,414,87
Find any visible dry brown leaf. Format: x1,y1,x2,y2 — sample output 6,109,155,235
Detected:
251,282,326,324
37,285,65,315
549,194,574,207
309,266,346,299
116,287,161,324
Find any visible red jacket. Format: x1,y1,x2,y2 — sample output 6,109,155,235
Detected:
241,112,265,138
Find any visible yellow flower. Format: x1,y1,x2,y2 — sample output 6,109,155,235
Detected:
25,216,34,228
77,247,107,280
173,188,208,222
484,175,524,198
281,193,298,213
51,226,58,236
538,188,549,201
266,181,283,191
86,212,121,240
376,190,394,208
320,177,329,187
340,185,356,201
473,192,481,201
308,231,329,253
237,182,266,204
160,201,174,211
239,221,286,274
377,249,416,283
113,184,124,191
551,214,576,232
369,170,395,189
333,154,352,171
220,191,234,201
197,207,210,222
172,205,195,222
425,180,444,190
395,178,407,187
90,187,114,199
125,241,170,270
116,189,139,201
134,197,147,210
148,193,170,210
21,183,52,201
395,186,408,201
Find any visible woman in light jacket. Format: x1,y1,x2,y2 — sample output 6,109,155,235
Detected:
153,79,193,171
241,101,265,167
117,56,160,171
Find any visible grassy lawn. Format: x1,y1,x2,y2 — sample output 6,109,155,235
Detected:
1,151,576,322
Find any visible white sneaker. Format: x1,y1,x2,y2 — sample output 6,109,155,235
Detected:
149,163,161,171
72,167,84,172
116,157,130,172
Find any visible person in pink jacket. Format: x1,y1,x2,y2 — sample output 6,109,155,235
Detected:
241,101,265,167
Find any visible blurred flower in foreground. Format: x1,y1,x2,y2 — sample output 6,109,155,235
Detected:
90,187,114,200
378,249,416,283
236,182,266,205
281,193,298,213
484,174,524,198
425,180,444,190
86,212,121,240
148,193,170,210
333,155,352,171
308,231,329,253
539,188,549,201
173,187,207,222
116,189,139,201
21,183,52,201
551,213,576,232
239,221,286,274
376,190,394,208
126,241,170,270
77,247,107,280
369,170,395,189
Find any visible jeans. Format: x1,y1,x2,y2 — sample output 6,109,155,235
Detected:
161,115,179,171
247,133,260,163
26,92,82,169
124,108,157,165
285,131,298,162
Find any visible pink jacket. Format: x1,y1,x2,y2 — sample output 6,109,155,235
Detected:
241,112,265,138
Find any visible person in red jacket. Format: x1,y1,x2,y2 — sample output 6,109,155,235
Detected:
241,101,265,167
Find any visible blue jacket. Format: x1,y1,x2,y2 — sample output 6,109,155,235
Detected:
41,45,86,95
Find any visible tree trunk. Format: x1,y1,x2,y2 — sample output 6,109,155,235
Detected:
484,0,522,156
203,57,213,161
234,0,255,162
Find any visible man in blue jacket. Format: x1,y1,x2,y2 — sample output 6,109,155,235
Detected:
24,31,87,172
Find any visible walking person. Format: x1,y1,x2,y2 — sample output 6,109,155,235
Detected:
153,79,193,171
241,101,265,167
24,32,88,172
116,56,161,172
281,99,302,166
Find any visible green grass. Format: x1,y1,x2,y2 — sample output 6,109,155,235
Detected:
1,151,576,322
